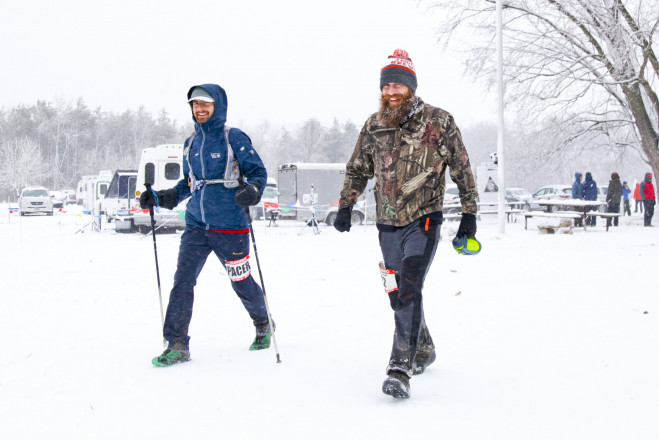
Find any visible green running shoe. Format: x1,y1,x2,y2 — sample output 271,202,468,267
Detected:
152,349,190,367
249,331,271,351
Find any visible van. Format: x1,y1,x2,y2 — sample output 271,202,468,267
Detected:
132,144,186,232
19,186,53,216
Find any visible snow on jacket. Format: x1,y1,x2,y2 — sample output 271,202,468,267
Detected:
606,176,622,204
171,84,267,230
642,173,656,201
339,97,478,226
583,172,598,201
572,173,583,200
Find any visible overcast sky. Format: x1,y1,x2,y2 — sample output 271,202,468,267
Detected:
1,0,496,130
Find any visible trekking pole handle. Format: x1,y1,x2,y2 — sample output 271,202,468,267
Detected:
145,183,155,215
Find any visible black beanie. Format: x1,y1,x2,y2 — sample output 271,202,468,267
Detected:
380,49,417,92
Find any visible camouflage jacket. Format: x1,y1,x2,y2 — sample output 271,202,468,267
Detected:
339,97,478,227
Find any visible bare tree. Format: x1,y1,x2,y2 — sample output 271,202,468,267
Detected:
427,0,659,179
0,137,49,199
296,119,325,162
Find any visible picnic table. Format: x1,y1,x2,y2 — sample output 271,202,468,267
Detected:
531,199,606,213
525,199,620,231
443,201,531,223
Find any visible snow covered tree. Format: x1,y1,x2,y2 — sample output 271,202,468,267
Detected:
0,137,48,200
427,0,659,180
295,118,325,162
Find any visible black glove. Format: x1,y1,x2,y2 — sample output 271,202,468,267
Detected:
235,184,261,207
333,207,352,232
158,188,179,210
456,213,477,238
139,188,178,210
139,187,158,208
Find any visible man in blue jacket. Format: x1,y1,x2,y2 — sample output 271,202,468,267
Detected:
583,171,598,226
571,172,584,226
140,84,272,367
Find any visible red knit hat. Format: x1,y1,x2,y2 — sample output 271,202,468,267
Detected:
380,49,417,92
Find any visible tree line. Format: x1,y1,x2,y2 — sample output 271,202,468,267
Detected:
0,99,360,201
0,96,650,203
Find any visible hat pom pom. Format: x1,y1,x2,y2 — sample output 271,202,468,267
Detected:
393,49,409,58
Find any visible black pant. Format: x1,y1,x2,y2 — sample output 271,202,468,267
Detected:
607,203,620,227
163,226,268,349
635,199,643,213
378,215,441,376
644,200,655,226
623,200,631,216
586,205,597,226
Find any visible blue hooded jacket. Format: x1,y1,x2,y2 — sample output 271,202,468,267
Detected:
172,84,267,230
622,181,631,201
583,172,598,201
572,172,583,200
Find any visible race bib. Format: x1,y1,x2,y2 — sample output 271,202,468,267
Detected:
226,256,251,282
379,261,398,293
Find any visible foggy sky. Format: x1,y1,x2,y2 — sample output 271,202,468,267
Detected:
1,0,496,129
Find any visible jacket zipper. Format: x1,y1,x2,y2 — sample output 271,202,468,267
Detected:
199,127,207,226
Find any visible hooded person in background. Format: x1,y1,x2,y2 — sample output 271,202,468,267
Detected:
583,172,598,226
606,172,622,227
572,173,584,200
572,172,584,226
334,49,479,399
140,84,273,367
634,183,643,213
622,181,632,216
641,172,656,227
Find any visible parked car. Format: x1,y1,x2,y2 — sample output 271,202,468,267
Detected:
532,185,572,200
506,187,532,203
19,187,53,216
49,190,66,209
532,185,572,211
62,189,76,204
249,185,280,220
505,187,540,210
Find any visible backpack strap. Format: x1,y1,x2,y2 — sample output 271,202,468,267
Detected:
222,126,241,188
184,131,197,193
185,127,242,193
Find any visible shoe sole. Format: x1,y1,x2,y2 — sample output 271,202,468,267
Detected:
382,378,410,399
151,356,190,367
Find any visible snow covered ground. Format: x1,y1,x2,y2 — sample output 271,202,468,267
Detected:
2,205,658,439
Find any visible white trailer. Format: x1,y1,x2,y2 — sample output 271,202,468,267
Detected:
131,144,187,233
276,163,373,224
82,170,112,212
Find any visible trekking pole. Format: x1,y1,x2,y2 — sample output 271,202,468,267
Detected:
145,183,166,346
245,204,282,363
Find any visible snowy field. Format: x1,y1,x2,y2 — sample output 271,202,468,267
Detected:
1,204,658,440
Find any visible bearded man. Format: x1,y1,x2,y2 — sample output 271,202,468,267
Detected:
334,49,479,398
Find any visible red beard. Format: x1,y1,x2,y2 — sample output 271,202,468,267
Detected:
378,90,416,128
